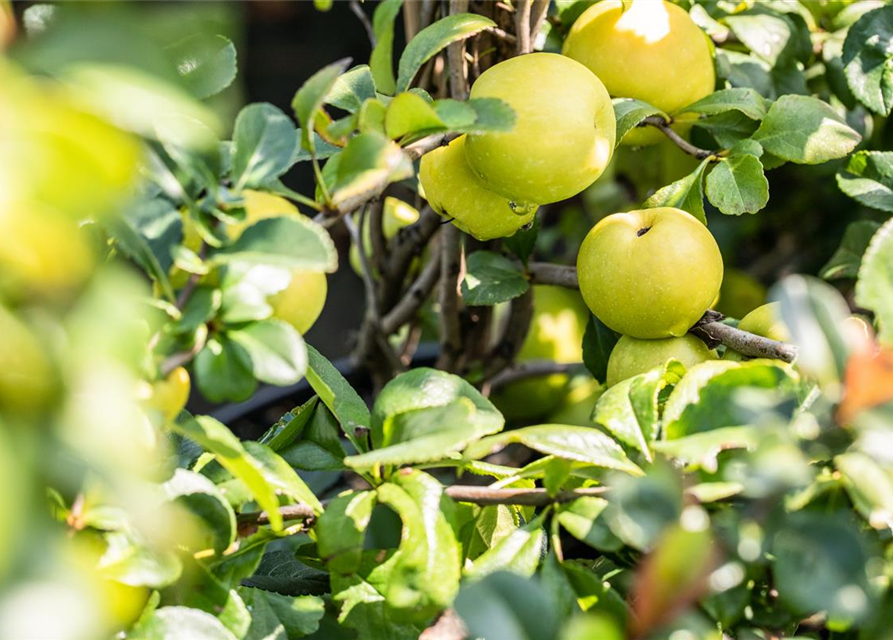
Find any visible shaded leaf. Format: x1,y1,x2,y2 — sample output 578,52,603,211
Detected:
612,98,666,147
820,220,882,280
293,58,351,153
856,218,893,344
306,344,371,451
168,34,237,100
231,103,298,191
461,251,529,306
836,151,893,212
370,0,403,94
842,5,893,115
643,159,710,225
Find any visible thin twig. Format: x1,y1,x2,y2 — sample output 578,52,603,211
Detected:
349,0,376,47
489,360,579,390
345,207,379,315
383,206,442,302
527,262,578,289
482,287,534,380
382,245,443,334
405,131,460,160
368,198,387,275
692,320,799,363
529,0,549,46
447,0,471,100
641,115,716,160
515,0,532,54
437,224,464,371
239,486,609,526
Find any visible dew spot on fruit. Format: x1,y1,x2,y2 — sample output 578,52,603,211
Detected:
636,227,651,237
508,200,537,216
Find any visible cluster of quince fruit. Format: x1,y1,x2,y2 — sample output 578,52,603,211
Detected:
430,1,794,406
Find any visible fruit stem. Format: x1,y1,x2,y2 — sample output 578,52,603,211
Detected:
641,115,717,161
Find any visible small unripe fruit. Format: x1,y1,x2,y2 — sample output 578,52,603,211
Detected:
143,366,191,422
465,52,615,205
607,334,716,387
577,207,723,339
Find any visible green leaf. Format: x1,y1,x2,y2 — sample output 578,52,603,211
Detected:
705,153,769,215
239,589,325,640
370,0,403,95
219,263,290,324
195,336,257,403
384,91,445,140
752,95,861,164
113,199,181,301
395,14,496,93
582,314,619,384
171,415,322,530
855,217,893,344
592,361,686,460
155,115,222,192
454,572,559,640
347,368,504,470
821,220,882,280
465,517,546,580
504,217,539,266
461,251,529,306
725,11,810,67
836,150,893,212
375,470,461,618
370,368,503,449
260,396,319,450
842,5,893,115
163,469,236,556
678,88,768,120
555,497,615,552
835,451,893,529
99,530,182,589
775,275,854,386
458,98,517,134
327,65,377,113
212,216,337,271
653,426,761,471
316,491,377,575
465,425,642,476
167,34,237,100
612,98,666,147
279,403,347,471
662,360,796,439
332,132,413,210
772,512,877,623
228,319,307,386
306,344,371,451
694,111,761,148
461,505,519,561
177,563,250,639
242,549,330,596
643,159,710,225
231,103,298,191
128,606,238,640
293,58,351,153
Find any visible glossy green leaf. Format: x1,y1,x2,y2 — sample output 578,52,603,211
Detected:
230,103,298,191
327,65,377,113
592,361,686,460
679,87,768,120
643,159,709,225
305,344,371,451
129,606,238,640
384,91,444,140
465,425,642,476
212,216,337,271
663,360,795,439
836,151,893,212
228,319,307,386
375,470,461,617
316,491,377,575
163,469,236,556
195,336,257,403
855,217,893,344
239,588,325,640
242,549,330,596
465,516,546,580
820,220,882,280
753,95,861,164
842,5,893,115
395,14,496,93
260,396,319,450
612,98,667,146
461,251,529,306
555,497,613,552
370,0,402,94
332,131,413,210
694,111,761,148
293,58,351,152
167,34,237,100
705,153,769,215
582,314,619,384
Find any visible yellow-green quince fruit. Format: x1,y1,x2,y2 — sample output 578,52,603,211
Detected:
420,135,537,240
577,207,723,339
229,190,327,334
491,285,590,421
465,52,616,205
724,302,791,361
563,0,715,146
607,334,716,387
